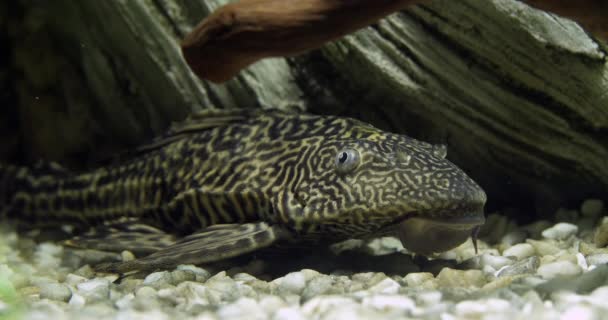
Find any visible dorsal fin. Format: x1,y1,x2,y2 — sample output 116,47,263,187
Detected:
135,108,261,154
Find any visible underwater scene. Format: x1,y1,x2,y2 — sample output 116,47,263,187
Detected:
1,0,607,319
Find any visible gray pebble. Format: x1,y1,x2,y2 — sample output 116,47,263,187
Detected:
177,265,211,282
594,218,608,247
206,272,239,302
542,223,579,240
302,275,334,301
170,270,196,285
73,265,95,279
39,283,72,302
496,256,540,277
537,260,582,279
536,264,608,295
135,286,157,298
143,271,173,289
581,199,604,218
115,293,135,310
76,278,111,302
64,273,88,286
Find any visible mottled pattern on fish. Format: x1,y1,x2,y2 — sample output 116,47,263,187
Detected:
0,109,486,271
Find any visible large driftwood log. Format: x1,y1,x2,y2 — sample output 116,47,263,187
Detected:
3,0,607,214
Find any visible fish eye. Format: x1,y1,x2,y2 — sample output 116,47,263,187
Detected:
335,149,360,174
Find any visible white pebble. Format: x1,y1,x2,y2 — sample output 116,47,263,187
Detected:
273,307,306,320
259,295,286,314
542,223,579,240
527,239,560,255
415,291,442,306
301,295,356,316
581,199,604,218
64,273,88,286
537,261,582,279
176,265,211,282
76,278,110,302
115,293,135,309
120,250,135,262
480,253,515,269
362,295,415,312
143,271,172,289
403,272,434,287
560,305,596,320
68,293,86,308
503,243,535,260
217,297,266,320
586,254,608,267
39,283,72,302
276,272,307,295
366,278,400,294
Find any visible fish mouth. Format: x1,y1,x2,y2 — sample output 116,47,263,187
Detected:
395,213,485,255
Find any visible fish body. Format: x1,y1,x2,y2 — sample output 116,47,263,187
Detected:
0,109,486,272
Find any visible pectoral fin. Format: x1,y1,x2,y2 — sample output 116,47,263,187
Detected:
96,222,289,273
63,221,177,255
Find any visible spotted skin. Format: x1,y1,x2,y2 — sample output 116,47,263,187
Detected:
0,109,486,270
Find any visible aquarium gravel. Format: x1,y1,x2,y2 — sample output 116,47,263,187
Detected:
1,199,607,320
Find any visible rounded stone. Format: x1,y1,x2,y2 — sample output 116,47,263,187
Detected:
581,199,604,218
480,253,515,270
120,250,135,262
436,268,486,288
361,295,415,312
217,297,266,320
496,256,539,277
273,307,306,320
64,273,88,286
276,271,307,295
143,271,173,289
542,223,579,240
561,305,596,320
403,272,434,287
176,265,211,282
587,254,608,266
39,283,72,302
594,218,608,247
526,239,560,256
68,293,86,308
135,286,158,298
367,278,401,294
502,243,535,260
76,278,111,302
170,270,196,285
537,260,582,279
302,275,333,301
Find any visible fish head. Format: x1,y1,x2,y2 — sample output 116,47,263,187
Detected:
291,119,486,254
